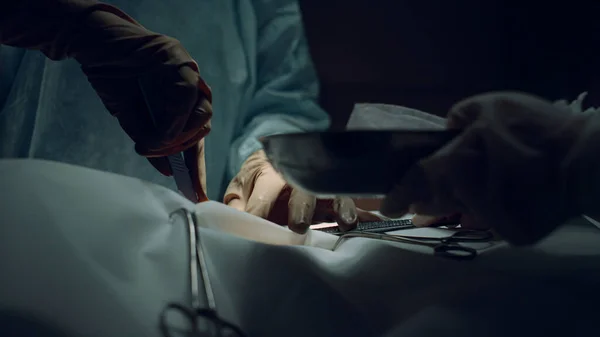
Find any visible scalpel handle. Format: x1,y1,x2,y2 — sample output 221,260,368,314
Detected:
167,153,199,202
138,77,199,203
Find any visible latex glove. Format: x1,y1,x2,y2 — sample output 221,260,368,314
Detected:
1,0,212,201
380,92,594,245
224,150,381,233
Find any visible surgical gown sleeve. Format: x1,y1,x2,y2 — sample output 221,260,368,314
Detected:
227,0,331,176
0,0,135,60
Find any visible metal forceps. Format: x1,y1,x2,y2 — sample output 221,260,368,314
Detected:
159,208,246,337
332,230,493,261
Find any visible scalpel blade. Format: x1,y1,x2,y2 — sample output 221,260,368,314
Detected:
167,153,199,202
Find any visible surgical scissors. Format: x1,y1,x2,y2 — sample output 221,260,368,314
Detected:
159,208,247,337
332,230,494,261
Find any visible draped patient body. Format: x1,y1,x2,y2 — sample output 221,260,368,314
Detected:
1,159,600,337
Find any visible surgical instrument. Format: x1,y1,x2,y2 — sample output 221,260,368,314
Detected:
139,78,201,203
159,208,246,337
332,230,494,260
315,217,461,235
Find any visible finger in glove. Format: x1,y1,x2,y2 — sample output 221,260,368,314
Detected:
155,65,203,144
135,69,212,157
333,197,358,232
245,171,288,220
287,188,317,234
380,163,433,218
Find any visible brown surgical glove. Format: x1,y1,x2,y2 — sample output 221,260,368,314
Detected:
381,92,592,245
224,150,383,233
1,0,212,200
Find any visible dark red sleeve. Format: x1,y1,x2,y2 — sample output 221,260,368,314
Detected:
0,0,136,60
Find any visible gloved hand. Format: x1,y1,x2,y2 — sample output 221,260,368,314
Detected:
380,92,594,245
1,0,212,201
224,150,381,233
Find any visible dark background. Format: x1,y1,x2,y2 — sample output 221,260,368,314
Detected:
299,0,600,129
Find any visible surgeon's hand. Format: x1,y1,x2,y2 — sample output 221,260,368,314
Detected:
1,1,213,201
224,150,380,233
73,7,213,200
380,92,588,245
